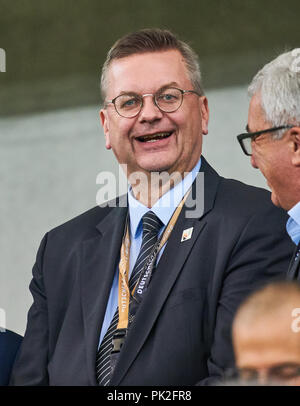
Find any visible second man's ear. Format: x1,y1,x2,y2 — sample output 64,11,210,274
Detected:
291,127,300,166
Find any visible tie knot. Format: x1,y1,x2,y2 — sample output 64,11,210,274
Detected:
142,211,163,236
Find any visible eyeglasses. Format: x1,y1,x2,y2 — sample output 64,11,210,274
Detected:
225,363,300,384
237,125,294,156
105,87,201,118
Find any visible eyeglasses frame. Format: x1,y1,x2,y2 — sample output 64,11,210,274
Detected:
237,125,294,156
105,87,201,118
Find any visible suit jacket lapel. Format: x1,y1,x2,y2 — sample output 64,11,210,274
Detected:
80,202,128,385
110,157,221,385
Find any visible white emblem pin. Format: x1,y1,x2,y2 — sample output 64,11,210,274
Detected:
181,227,193,242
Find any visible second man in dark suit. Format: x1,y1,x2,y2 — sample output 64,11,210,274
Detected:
237,49,300,279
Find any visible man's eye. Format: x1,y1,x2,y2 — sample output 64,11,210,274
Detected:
120,97,139,109
272,365,300,379
159,93,178,102
239,369,257,381
252,134,261,142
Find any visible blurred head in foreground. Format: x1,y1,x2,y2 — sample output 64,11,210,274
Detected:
232,281,300,385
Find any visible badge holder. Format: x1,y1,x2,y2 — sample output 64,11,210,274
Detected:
110,328,127,373
111,328,127,353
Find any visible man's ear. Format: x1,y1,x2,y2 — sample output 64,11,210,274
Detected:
200,96,209,135
290,127,300,166
100,109,111,150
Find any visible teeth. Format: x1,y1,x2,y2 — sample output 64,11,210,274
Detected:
139,132,171,142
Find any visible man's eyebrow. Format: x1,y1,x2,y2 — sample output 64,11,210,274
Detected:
246,124,250,132
118,82,181,96
118,90,140,96
158,82,180,91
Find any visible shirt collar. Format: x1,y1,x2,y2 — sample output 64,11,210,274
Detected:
286,201,300,245
128,158,202,238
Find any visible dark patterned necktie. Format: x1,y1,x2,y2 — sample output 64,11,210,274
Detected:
288,241,300,280
293,242,300,278
96,211,163,386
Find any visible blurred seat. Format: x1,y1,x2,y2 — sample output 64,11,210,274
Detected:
0,329,22,386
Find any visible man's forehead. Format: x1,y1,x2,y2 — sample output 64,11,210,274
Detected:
249,93,263,116
248,92,269,130
105,50,191,94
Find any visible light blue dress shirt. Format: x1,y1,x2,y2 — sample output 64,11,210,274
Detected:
286,201,300,246
98,158,201,347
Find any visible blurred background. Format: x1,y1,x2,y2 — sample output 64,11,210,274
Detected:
1,0,300,334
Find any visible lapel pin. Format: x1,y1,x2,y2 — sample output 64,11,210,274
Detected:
181,227,193,242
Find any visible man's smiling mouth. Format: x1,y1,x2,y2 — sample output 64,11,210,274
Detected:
136,131,173,143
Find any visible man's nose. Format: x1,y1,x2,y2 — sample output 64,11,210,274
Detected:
138,94,163,123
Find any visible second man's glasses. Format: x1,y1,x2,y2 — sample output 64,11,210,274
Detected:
237,125,294,156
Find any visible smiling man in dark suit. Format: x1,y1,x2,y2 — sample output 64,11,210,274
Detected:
11,29,294,386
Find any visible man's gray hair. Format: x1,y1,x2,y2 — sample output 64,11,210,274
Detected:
248,49,300,138
100,28,204,103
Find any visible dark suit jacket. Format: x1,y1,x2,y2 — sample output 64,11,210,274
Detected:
10,158,294,386
0,330,22,386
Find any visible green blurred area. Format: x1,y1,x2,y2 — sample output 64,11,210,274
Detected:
0,0,299,116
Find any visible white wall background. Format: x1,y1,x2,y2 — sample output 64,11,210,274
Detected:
0,85,268,335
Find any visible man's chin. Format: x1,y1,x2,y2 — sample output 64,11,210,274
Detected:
136,157,176,174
